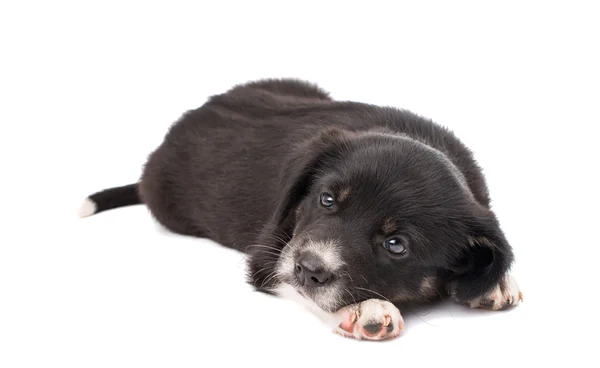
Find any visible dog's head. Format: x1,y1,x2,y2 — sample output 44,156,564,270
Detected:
248,128,513,312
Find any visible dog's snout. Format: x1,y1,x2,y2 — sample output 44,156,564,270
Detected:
294,253,332,287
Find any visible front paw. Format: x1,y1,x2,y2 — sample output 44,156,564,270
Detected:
334,299,404,340
465,275,523,311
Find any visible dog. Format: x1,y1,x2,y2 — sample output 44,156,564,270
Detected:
79,78,522,340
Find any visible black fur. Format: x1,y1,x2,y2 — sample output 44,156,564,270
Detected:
84,78,514,311
88,184,141,215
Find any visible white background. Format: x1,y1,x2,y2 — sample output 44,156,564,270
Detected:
1,1,599,367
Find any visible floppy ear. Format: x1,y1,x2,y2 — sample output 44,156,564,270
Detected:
248,128,356,291
259,128,356,243
448,213,515,302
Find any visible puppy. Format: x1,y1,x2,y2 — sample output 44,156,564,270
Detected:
80,79,522,340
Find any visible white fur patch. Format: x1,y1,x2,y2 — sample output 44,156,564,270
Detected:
275,238,345,311
336,299,404,340
301,238,344,271
469,274,523,310
275,283,342,328
276,284,404,340
77,198,97,218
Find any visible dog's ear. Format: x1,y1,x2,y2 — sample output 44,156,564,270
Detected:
448,212,514,302
249,128,355,290
261,128,356,241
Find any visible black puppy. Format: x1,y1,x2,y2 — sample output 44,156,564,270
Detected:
80,79,522,340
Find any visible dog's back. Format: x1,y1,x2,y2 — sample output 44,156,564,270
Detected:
84,79,489,250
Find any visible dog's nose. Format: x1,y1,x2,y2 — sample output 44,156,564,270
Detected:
294,253,332,287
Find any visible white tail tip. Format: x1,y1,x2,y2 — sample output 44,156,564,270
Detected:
78,198,97,218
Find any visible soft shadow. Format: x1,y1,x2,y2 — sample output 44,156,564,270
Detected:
399,298,519,334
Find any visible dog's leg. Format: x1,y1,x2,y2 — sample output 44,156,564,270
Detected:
276,285,403,340
451,274,523,311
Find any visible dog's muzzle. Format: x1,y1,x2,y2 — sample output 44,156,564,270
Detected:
276,238,346,311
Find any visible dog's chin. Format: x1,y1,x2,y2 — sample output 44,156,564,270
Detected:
298,286,340,312
276,277,343,313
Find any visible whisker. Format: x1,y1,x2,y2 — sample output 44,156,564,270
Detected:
408,310,436,327
260,270,280,289
259,272,274,289
354,287,391,303
245,244,283,253
340,270,354,284
245,245,285,258
269,233,290,245
343,287,357,305
248,259,280,276
250,267,269,279
252,260,279,267
249,249,283,258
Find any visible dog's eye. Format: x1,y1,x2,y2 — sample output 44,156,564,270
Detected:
319,193,335,208
383,237,407,255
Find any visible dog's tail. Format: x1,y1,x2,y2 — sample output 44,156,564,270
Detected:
78,183,142,218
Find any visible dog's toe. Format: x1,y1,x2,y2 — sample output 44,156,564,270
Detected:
468,274,523,311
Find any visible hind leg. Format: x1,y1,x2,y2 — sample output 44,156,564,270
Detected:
138,146,203,237
454,274,523,311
